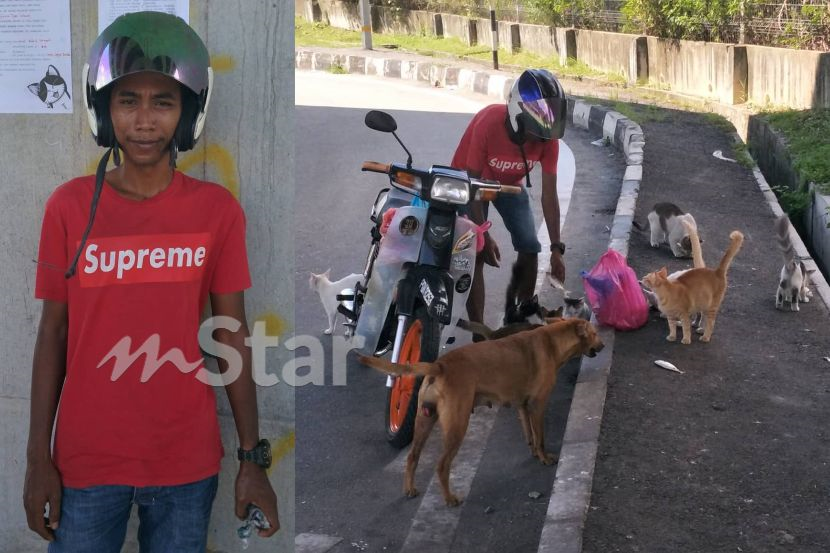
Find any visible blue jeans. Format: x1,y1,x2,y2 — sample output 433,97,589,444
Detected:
463,187,542,254
48,474,218,553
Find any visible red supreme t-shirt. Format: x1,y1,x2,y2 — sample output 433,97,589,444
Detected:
35,171,251,488
451,103,559,185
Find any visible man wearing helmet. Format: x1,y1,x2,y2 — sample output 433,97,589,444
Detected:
24,12,279,551
452,69,568,325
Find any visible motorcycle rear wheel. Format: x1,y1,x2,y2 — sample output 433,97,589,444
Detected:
385,305,440,448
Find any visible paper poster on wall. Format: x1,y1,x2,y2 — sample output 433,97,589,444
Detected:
0,0,73,114
98,0,189,33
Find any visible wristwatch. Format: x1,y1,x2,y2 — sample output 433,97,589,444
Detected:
550,241,566,255
237,438,272,468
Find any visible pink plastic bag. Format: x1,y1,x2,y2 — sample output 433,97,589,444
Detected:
581,249,649,331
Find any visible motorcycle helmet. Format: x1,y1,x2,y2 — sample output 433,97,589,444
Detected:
82,11,213,151
66,12,212,278
506,69,567,142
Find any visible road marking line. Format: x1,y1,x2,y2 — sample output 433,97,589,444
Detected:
295,532,343,553
398,407,499,553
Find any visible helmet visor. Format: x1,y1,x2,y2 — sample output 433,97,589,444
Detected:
517,74,560,140
88,11,209,94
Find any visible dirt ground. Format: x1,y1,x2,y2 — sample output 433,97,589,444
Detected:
581,106,830,553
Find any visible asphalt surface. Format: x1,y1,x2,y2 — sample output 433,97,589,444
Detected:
294,72,625,552
580,104,830,553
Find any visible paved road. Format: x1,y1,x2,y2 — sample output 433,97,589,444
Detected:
294,71,625,553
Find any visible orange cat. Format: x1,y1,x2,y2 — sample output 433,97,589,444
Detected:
642,227,744,344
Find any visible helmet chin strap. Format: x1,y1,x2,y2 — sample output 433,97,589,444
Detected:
505,114,533,188
66,147,112,278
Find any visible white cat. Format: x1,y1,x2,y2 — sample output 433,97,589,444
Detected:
309,270,364,335
642,202,701,258
775,215,812,311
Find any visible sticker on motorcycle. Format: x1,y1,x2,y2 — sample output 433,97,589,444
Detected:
433,301,448,317
419,278,435,305
399,216,419,236
452,230,476,254
455,274,472,293
452,256,471,272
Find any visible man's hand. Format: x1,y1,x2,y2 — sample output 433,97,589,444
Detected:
482,232,501,267
549,251,565,285
23,457,62,541
235,462,280,537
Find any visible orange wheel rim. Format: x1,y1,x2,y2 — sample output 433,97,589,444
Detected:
389,320,421,433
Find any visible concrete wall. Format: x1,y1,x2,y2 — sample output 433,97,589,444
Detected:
576,29,638,81
373,6,432,36
442,13,475,45
317,0,361,30
0,1,294,552
647,38,746,104
746,45,830,109
519,23,560,58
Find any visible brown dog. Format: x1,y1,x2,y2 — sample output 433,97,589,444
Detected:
358,318,604,507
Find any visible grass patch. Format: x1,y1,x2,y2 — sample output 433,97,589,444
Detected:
763,109,830,192
732,141,754,169
295,18,625,84
580,96,668,124
329,61,348,74
701,113,735,133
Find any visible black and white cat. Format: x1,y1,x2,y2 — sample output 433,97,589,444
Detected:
636,202,701,258
775,215,812,311
309,269,363,334
28,65,70,109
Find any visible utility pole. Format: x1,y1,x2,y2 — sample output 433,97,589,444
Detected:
490,8,499,70
360,0,372,50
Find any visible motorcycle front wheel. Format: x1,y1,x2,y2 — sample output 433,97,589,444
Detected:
385,305,440,448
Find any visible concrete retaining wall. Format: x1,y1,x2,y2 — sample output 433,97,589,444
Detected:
316,0,361,29
746,45,830,109
576,29,638,81
519,22,560,57
646,38,746,104
442,13,474,45
373,6,432,35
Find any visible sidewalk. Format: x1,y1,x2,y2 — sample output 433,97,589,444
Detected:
296,46,830,552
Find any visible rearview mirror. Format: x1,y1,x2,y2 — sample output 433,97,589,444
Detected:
365,110,397,133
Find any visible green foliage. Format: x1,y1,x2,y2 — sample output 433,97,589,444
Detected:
765,109,830,193
329,61,348,74
772,184,812,220
732,141,754,168
522,0,606,27
621,0,746,41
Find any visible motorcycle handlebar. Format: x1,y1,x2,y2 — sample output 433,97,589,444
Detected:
470,178,523,195
362,161,391,174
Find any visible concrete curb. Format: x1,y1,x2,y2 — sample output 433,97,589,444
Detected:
295,48,644,553
539,102,643,553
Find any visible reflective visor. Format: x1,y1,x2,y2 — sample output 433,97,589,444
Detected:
87,11,209,94
520,97,556,140
517,72,556,139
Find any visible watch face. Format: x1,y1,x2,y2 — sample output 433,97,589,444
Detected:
258,439,272,467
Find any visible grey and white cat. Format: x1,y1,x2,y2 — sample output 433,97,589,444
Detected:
775,215,812,311
641,202,701,258
309,269,364,334
562,295,592,321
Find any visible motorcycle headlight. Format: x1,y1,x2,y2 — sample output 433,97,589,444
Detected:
430,177,470,205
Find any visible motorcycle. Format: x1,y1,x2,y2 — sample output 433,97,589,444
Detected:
339,110,521,448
